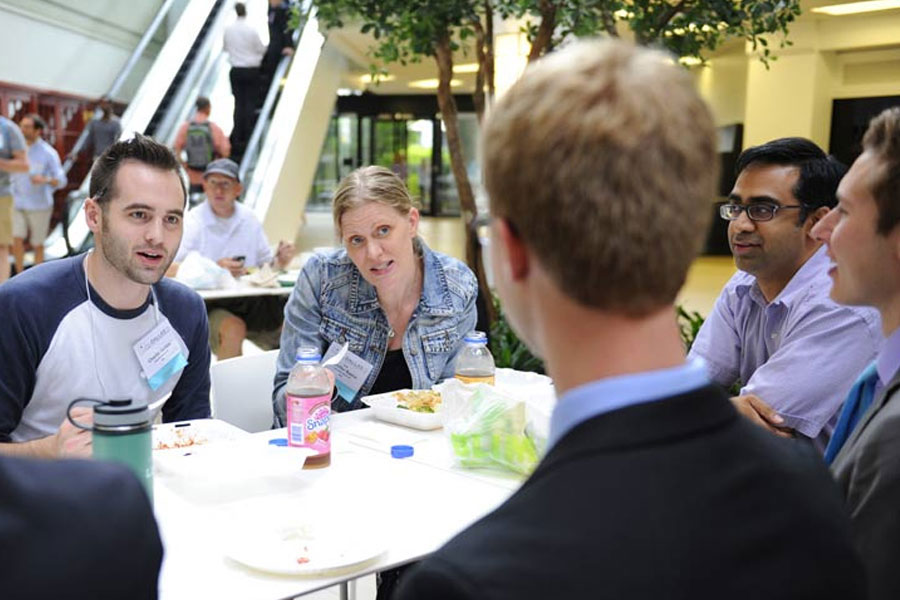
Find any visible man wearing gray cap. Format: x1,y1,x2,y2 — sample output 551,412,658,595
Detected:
169,158,295,359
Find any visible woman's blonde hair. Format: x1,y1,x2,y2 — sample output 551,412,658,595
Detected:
332,166,416,236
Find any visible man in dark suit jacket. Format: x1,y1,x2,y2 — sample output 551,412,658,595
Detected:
1,456,162,599
395,39,866,600
811,106,900,600
260,0,295,99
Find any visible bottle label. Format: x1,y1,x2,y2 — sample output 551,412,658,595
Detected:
454,373,495,385
286,393,331,456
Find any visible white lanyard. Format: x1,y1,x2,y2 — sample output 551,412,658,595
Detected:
83,252,160,400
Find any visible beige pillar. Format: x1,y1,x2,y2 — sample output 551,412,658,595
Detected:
250,12,348,245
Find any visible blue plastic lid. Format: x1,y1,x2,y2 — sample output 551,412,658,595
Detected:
268,438,288,447
391,444,414,459
295,347,322,363
464,330,488,345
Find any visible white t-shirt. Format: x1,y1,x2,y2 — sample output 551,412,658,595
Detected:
176,200,273,267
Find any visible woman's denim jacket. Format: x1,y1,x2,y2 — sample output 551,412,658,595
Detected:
273,239,478,424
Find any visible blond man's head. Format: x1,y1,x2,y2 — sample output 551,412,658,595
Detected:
483,39,717,316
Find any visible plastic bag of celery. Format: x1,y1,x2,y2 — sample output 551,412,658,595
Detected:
439,381,539,475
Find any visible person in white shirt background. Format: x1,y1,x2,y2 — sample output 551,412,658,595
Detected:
169,158,294,359
223,1,266,162
12,113,66,273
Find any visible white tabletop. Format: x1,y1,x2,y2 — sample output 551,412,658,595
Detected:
196,283,293,301
154,411,524,600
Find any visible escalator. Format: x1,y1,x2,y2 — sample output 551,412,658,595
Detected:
145,0,227,138
46,0,323,260
48,0,229,259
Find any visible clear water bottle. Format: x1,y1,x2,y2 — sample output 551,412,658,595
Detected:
454,331,495,385
285,348,332,468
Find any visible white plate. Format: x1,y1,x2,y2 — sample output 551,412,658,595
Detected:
153,419,250,452
225,523,385,576
360,389,443,430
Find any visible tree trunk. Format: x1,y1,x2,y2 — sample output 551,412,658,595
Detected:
485,0,495,99
473,18,487,124
434,34,497,325
528,0,557,62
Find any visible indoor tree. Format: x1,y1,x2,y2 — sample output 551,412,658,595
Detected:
308,0,802,329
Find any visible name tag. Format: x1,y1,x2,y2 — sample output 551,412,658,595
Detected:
134,321,188,391
323,341,374,403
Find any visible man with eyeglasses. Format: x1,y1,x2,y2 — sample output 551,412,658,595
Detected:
168,158,295,359
688,137,881,449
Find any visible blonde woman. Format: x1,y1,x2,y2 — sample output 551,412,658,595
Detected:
273,166,478,423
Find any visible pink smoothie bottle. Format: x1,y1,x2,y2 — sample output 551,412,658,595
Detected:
285,348,332,468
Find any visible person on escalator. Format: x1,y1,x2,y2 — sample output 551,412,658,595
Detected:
259,0,295,104
173,96,231,198
223,1,265,163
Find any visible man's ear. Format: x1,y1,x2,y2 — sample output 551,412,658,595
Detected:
495,218,529,281
805,206,831,233
84,197,102,235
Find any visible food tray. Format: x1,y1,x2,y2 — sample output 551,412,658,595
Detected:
360,389,443,430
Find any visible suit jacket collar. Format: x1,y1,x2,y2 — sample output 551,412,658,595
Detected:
832,370,900,468
532,385,735,477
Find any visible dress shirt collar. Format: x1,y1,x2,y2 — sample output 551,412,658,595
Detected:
877,326,900,388
547,359,709,452
199,198,243,232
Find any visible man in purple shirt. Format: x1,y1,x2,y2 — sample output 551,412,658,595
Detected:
811,107,900,600
689,138,881,447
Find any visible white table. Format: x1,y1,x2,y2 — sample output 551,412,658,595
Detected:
154,411,524,600
196,283,294,301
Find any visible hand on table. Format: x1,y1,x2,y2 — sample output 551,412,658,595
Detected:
730,394,794,438
217,257,247,278
56,407,93,458
274,241,296,270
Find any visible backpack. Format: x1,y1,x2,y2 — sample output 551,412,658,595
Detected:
184,121,214,170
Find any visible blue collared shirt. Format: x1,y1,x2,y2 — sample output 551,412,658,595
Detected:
688,247,882,443
547,360,710,452
11,138,66,211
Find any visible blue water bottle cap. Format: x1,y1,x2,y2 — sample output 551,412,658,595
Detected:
268,438,288,447
391,444,414,459
295,347,322,363
464,331,488,345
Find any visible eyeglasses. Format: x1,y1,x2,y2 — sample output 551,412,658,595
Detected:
206,179,235,190
719,203,805,222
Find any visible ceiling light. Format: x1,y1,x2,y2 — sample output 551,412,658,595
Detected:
408,78,462,89
679,56,705,66
360,73,395,84
812,0,900,16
